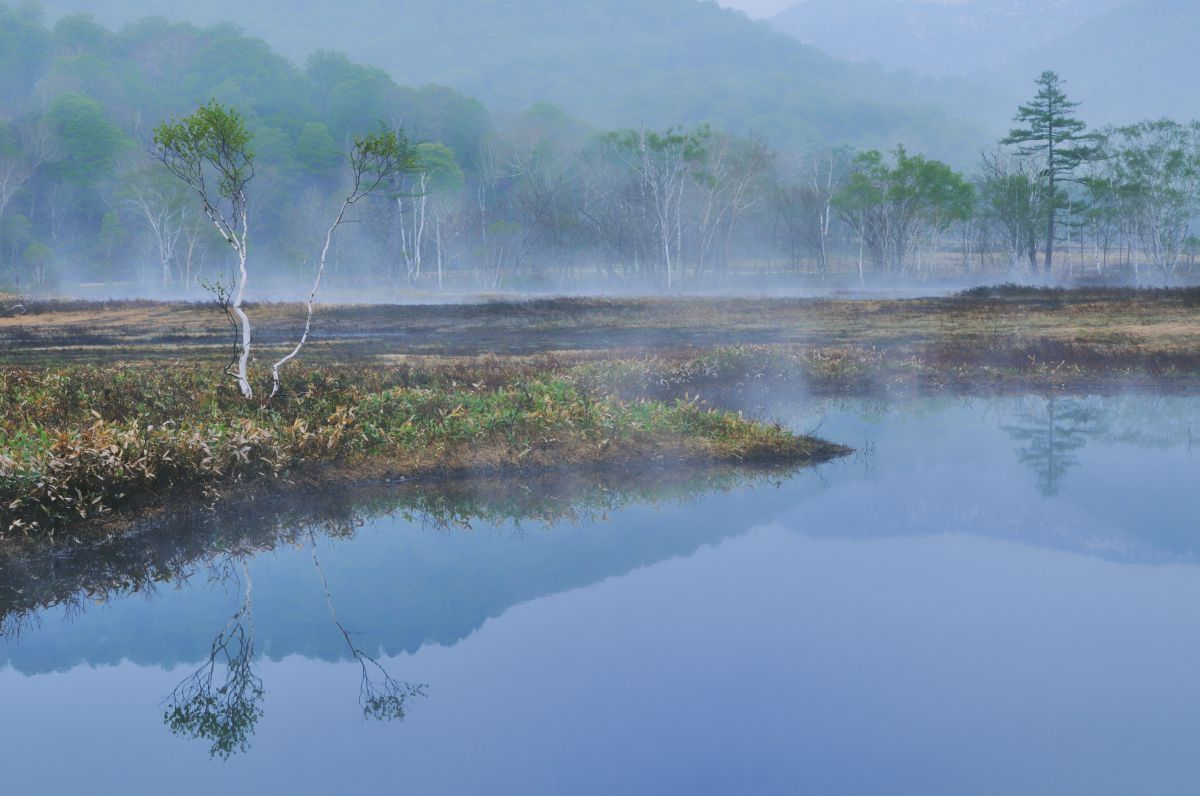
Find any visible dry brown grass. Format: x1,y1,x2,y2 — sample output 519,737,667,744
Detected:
2,291,1197,367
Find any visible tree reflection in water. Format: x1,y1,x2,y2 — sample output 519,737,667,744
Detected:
310,536,426,722
0,464,801,757
1002,397,1102,497
163,560,264,759
161,543,427,758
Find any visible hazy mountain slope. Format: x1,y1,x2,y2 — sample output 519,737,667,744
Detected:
773,0,1195,128
38,0,992,158
772,0,1124,78
1013,0,1200,124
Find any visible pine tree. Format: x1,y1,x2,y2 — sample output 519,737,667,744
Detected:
1002,71,1096,275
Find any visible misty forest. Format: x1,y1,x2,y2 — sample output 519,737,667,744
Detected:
1,1,1198,794
3,2,1200,293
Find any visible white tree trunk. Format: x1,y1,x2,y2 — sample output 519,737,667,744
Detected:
270,198,349,397
231,216,253,399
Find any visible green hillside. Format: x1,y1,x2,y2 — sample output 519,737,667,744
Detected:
39,0,987,157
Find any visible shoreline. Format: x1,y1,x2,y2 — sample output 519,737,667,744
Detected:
5,289,1197,548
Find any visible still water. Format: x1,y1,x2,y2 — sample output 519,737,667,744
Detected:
1,394,1197,795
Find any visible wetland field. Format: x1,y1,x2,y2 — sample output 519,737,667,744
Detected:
7,0,1200,790
1,289,1198,794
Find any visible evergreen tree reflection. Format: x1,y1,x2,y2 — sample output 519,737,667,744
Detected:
1002,397,1102,497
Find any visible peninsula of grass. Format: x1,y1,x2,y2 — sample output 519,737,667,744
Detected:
0,363,848,544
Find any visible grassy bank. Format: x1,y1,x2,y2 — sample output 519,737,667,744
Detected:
0,363,846,543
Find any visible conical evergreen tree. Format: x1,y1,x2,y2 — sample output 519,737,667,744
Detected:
1003,71,1097,275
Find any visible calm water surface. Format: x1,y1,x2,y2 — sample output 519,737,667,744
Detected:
2,394,1197,795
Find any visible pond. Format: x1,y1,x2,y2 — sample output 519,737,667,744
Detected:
1,394,1197,794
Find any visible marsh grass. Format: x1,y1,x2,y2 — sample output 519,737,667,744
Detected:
0,362,845,543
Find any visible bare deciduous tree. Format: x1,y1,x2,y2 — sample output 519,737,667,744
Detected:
121,166,189,287
310,540,425,722
692,133,770,278
0,121,44,230
609,127,706,288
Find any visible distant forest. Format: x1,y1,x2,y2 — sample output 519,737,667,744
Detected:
37,0,989,156
1,3,1198,295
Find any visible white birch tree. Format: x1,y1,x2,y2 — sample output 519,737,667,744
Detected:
270,130,413,396
979,147,1047,273
1106,120,1200,285
121,167,189,287
692,133,770,277
0,120,43,230
153,101,256,398
609,127,705,288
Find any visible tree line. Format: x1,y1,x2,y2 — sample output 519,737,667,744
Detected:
2,2,1199,293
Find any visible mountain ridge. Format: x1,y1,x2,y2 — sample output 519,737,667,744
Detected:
37,0,994,158
771,0,1127,79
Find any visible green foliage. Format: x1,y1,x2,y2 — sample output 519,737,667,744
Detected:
294,121,339,172
19,240,52,285
43,92,130,186
835,146,973,272
52,13,112,57
977,149,1047,270
0,5,497,285
20,241,51,266
853,147,974,220
1004,71,1097,177
0,214,33,262
153,99,255,204
0,119,17,160
414,142,464,194
96,210,126,263
606,125,710,163
1097,119,1200,281
351,129,413,186
0,2,50,105
1001,71,1097,270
